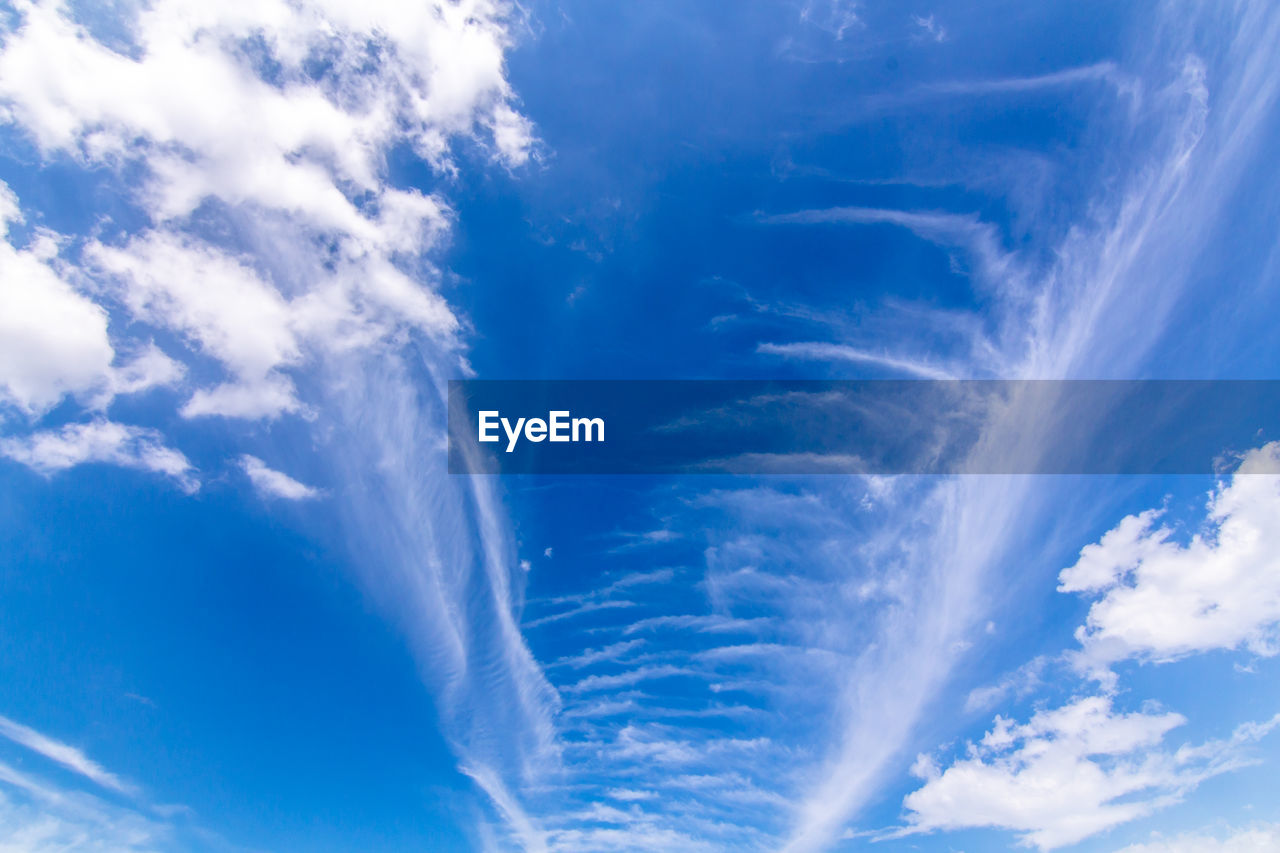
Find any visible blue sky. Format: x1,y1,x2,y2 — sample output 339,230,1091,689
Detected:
2,1,1280,851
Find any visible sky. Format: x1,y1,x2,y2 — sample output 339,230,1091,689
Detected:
1,0,1280,851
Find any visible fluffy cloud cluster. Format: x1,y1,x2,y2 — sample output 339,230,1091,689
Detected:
901,697,1277,850
0,420,196,491
0,0,532,481
0,182,184,414
901,446,1280,849
1062,442,1280,674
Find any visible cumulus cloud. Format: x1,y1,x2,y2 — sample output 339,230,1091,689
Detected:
0,181,186,417
0,420,197,491
1062,442,1280,675
240,455,320,500
0,0,529,424
0,183,113,414
89,231,303,413
897,443,1280,850
898,697,1279,850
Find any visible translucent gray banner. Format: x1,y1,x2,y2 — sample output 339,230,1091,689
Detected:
447,380,1280,475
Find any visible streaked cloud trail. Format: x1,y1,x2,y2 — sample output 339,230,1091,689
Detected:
0,715,134,796
518,1,1280,850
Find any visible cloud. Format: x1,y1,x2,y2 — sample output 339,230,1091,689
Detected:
0,182,114,415
1114,823,1280,853
240,454,320,500
2,3,553,842
758,206,1021,298
561,665,696,696
898,698,1280,850
896,441,1280,850
770,4,1280,846
106,344,185,399
4,1,1278,850
0,762,167,852
1062,442,1280,676
182,375,306,420
88,231,305,419
621,614,774,636
0,716,240,850
606,788,656,802
0,715,133,795
963,655,1048,713
799,0,861,41
523,568,675,629
0,420,197,491
548,640,646,670
756,341,954,379
923,62,1126,96
0,181,188,418
0,0,525,427
911,14,946,43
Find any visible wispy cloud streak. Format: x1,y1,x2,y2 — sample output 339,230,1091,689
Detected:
0,716,133,795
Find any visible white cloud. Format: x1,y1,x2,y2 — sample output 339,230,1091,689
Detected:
1114,824,1280,853
778,3,1280,844
1,182,188,417
756,341,954,379
548,640,645,670
911,14,946,43
0,420,197,491
182,376,305,421
1,0,556,848
0,723,225,851
0,183,113,414
963,655,1048,713
924,62,1125,95
762,207,1025,306
896,440,1280,851
800,0,861,41
106,344,185,399
1062,442,1280,675
0,762,167,852
90,231,301,396
606,788,656,802
240,454,320,500
898,697,1279,850
0,716,133,795
0,0,528,422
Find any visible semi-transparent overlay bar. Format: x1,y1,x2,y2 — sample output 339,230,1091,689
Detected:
447,380,1280,475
